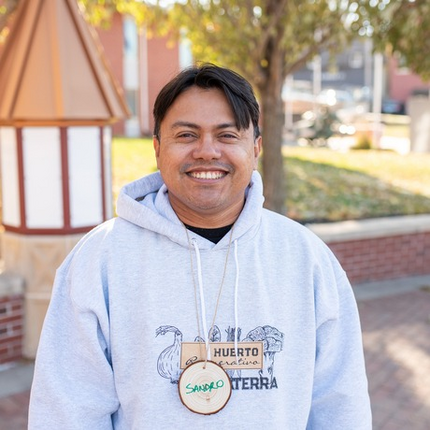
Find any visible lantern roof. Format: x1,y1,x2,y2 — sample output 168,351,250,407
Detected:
0,0,129,126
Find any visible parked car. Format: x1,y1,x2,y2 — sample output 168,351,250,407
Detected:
293,108,355,147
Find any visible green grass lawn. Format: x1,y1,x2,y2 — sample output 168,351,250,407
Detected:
112,137,157,199
283,147,430,223
112,137,430,223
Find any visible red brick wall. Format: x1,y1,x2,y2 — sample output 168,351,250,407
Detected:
0,295,24,365
96,13,125,136
388,57,430,103
147,36,180,134
328,232,430,284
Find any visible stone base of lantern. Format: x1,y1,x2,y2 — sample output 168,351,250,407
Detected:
2,231,84,358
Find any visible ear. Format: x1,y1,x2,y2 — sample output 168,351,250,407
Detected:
153,136,161,168
253,136,262,169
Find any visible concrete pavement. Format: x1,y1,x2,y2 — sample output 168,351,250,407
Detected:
1,274,430,429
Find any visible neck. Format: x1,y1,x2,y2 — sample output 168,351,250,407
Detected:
170,199,244,229
177,213,239,229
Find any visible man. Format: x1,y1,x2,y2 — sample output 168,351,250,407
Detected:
29,64,371,429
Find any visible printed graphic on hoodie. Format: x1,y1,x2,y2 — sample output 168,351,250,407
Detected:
156,324,284,390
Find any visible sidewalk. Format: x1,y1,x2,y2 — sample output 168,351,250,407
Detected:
1,275,430,429
355,275,430,429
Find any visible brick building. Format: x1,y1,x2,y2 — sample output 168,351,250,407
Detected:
387,56,430,107
96,14,191,137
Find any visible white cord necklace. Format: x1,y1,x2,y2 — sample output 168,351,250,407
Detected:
178,225,234,415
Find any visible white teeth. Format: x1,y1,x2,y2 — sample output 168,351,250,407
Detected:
190,171,225,179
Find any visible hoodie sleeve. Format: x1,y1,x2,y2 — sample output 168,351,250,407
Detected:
28,239,119,429
306,258,372,430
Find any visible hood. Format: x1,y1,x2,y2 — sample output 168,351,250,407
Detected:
116,170,265,250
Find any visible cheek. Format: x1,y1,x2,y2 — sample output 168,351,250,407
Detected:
246,148,259,170
156,148,184,176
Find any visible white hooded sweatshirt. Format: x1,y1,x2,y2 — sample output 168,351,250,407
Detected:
29,171,371,429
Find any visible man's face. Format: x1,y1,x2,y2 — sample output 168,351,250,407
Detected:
154,86,261,228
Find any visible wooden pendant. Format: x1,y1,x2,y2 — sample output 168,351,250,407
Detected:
178,360,232,415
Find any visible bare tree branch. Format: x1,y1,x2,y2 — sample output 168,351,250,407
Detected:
256,0,289,62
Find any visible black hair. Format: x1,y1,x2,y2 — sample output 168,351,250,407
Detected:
153,64,260,140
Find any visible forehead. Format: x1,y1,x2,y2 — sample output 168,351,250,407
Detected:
161,86,236,128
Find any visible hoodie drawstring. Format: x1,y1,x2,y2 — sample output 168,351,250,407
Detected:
192,239,211,359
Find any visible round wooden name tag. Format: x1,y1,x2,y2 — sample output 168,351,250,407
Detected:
178,360,232,415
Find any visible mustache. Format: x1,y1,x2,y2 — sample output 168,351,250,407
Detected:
180,162,233,174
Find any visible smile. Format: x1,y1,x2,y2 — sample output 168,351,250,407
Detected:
188,171,226,180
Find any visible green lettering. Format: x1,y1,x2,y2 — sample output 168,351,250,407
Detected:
185,380,224,395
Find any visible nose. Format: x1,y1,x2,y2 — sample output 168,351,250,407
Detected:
192,134,221,160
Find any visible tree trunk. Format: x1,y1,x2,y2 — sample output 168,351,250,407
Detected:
257,65,286,214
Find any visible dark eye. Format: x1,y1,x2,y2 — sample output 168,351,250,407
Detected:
220,133,238,141
176,132,197,142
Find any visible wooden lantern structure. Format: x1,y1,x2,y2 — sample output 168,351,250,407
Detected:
0,0,129,357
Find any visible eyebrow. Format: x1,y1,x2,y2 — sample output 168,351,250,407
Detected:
171,121,238,130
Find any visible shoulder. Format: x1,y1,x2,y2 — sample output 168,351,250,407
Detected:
70,218,117,254
58,217,131,273
70,215,144,254
259,208,345,277
261,209,326,247
260,210,352,321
